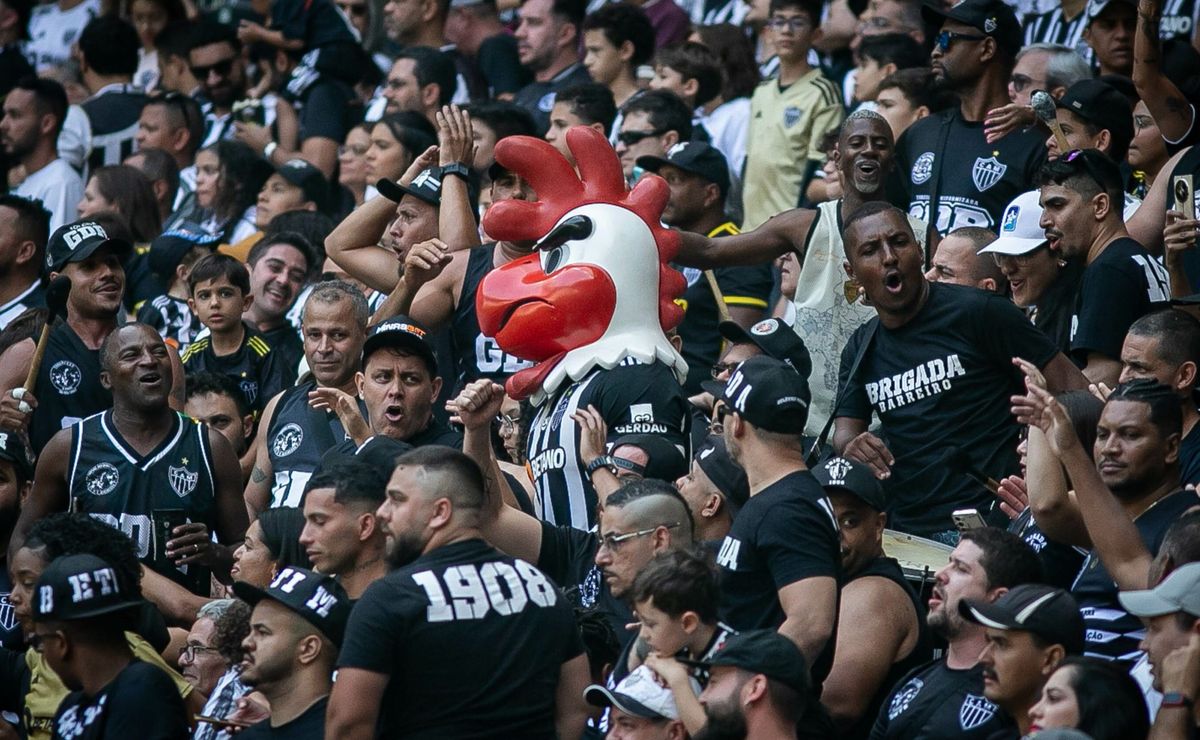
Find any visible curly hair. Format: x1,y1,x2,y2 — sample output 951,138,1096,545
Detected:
210,599,252,664
25,513,143,599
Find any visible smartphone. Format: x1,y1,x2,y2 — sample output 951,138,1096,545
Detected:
194,715,252,729
152,508,188,563
952,508,987,533
1174,174,1195,220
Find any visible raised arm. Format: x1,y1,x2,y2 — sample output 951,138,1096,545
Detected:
1133,0,1196,144
435,106,482,252
673,209,811,269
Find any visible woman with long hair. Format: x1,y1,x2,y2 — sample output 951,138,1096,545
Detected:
194,140,274,244
1027,656,1149,739
364,112,437,199
77,165,164,243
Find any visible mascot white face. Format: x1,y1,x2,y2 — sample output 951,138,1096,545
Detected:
476,127,688,403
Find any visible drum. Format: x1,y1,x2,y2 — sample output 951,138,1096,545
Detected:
884,529,952,595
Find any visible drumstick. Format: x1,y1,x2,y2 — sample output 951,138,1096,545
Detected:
1031,91,1071,155
704,270,732,324
21,276,72,396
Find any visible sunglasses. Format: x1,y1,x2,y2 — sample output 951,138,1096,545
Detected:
934,30,987,51
190,57,235,80
616,129,664,147
337,2,368,16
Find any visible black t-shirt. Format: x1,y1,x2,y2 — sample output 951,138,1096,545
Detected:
511,63,592,135
870,659,1016,739
181,324,296,412
451,244,533,387
262,324,304,380
1179,420,1200,486
536,521,633,644
476,34,530,97
1030,260,1084,355
835,283,1059,536
52,660,187,740
715,470,840,680
238,696,326,739
1008,508,1086,592
271,0,355,46
892,108,1046,234
338,538,584,739
0,564,21,650
1072,489,1199,662
298,79,356,143
1070,237,1169,364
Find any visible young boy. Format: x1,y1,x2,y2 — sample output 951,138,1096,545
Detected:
544,84,617,164
136,225,220,353
181,254,296,414
631,550,736,737
649,42,723,113
741,0,843,230
850,33,926,107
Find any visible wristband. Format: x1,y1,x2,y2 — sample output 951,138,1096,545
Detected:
440,162,471,181
263,141,278,159
1161,692,1195,710
585,456,615,477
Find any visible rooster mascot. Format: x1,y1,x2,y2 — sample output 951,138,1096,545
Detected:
476,126,693,530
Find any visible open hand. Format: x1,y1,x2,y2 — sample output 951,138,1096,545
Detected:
308,386,371,444
1011,382,1079,458
436,105,476,167
996,475,1028,519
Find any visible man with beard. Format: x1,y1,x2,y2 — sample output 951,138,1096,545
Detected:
0,195,48,330
1013,379,1200,662
234,567,351,738
893,0,1046,237
2,77,83,231
326,446,591,739
511,0,590,134
1038,150,1169,386
672,111,926,445
188,22,257,147
871,527,1041,738
245,281,367,512
9,323,248,595
691,630,811,740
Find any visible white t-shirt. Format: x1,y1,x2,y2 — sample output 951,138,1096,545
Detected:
26,0,100,73
696,97,750,182
15,158,84,232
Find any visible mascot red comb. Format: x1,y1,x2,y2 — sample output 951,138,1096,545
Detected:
477,127,692,529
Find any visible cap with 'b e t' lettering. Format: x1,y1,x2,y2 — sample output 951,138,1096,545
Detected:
33,554,141,622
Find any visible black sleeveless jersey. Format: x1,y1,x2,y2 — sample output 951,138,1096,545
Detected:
67,411,217,591
81,85,150,171
451,244,533,387
847,556,933,740
29,323,112,454
266,380,364,508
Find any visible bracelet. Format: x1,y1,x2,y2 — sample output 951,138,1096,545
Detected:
585,456,615,477
263,141,278,159
440,162,471,181
1161,692,1195,710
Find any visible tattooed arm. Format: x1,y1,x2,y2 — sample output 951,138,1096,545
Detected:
1133,0,1197,144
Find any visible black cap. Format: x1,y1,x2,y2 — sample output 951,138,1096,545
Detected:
0,429,32,481
1086,0,1136,21
636,142,731,198
812,456,885,511
275,158,329,212
694,436,749,512
319,434,413,472
45,220,133,273
719,318,813,380
147,224,220,282
959,584,1086,655
701,355,810,434
362,315,439,377
232,566,353,647
922,0,1023,55
377,167,444,207
683,629,810,694
1055,80,1133,156
610,434,689,481
33,554,141,622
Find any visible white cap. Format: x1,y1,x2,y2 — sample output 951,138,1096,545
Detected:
979,191,1048,256
1118,562,1200,618
584,665,696,720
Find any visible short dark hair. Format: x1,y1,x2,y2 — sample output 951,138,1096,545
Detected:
188,253,251,295
877,68,956,113
959,527,1044,590
0,194,50,266
397,47,457,107
1107,378,1184,440
630,549,720,624
394,446,487,511
185,370,251,417
127,147,181,203
1160,510,1200,574
13,76,68,138
263,213,332,270
303,458,389,508
582,3,656,68
1127,309,1200,370
188,18,240,55
858,33,927,70
843,200,909,249
79,16,139,76
374,111,439,164
248,231,314,275
466,101,537,141
1037,149,1125,206
622,90,693,140
692,24,760,100
555,83,617,135
532,0,586,34
768,0,822,22
654,42,723,108
26,513,144,601
1057,656,1150,740
144,94,205,155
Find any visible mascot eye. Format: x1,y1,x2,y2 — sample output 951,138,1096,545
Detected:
542,244,568,273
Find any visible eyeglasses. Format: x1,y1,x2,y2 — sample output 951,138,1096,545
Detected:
494,413,520,435
1009,74,1046,93
616,129,664,147
339,144,369,157
179,643,220,662
337,1,368,15
767,15,811,31
934,30,988,51
598,523,681,552
990,245,1049,268
190,57,236,80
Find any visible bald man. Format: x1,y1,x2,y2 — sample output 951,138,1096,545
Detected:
925,227,1009,293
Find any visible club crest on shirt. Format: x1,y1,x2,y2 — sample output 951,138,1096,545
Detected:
0,594,16,631
911,152,934,184
972,156,1007,192
783,106,803,128
49,360,82,395
272,423,304,457
959,693,997,730
85,462,120,497
240,380,259,406
168,465,198,498
888,677,923,719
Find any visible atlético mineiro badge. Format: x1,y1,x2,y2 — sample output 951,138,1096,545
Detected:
972,156,1007,192
959,694,997,730
168,465,198,498
783,106,802,128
